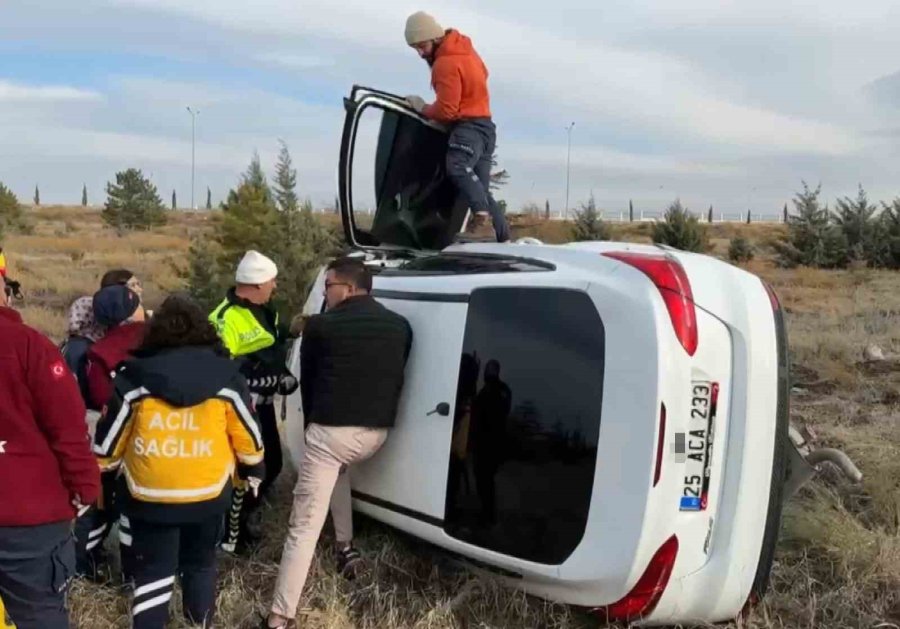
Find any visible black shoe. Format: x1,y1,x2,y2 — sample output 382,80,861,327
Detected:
335,545,363,580
259,615,296,628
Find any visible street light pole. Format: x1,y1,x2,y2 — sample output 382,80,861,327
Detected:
186,107,199,210
565,122,575,220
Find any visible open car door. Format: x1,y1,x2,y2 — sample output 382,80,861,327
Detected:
339,86,469,253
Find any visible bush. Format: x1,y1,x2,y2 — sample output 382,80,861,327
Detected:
571,194,611,241
102,168,167,231
652,199,709,252
0,182,26,235
728,237,754,263
776,182,848,268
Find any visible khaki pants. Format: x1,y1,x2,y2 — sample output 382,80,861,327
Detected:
271,423,388,619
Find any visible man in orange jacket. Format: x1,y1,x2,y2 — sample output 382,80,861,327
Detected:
404,11,511,243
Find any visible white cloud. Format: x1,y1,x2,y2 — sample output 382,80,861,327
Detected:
0,80,103,103
255,52,335,69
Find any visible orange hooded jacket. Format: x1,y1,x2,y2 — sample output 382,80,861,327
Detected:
422,30,491,124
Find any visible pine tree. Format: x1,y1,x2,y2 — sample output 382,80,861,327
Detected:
274,140,299,212
652,199,709,252
171,189,177,210
545,199,550,220
82,184,88,207
206,187,212,210
184,152,336,316
783,203,788,223
833,184,877,262
181,236,226,311
708,206,714,224
872,199,900,269
572,193,611,241
33,185,40,206
775,181,848,268
489,153,509,191
746,209,752,224
243,151,269,195
102,168,167,231
629,199,634,223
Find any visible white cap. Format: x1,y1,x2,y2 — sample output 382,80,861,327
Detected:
235,250,278,284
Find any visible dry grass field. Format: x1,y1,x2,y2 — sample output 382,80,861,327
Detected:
5,206,899,628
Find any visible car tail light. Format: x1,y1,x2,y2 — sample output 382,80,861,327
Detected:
603,251,698,355
763,281,781,312
653,403,666,487
593,535,679,623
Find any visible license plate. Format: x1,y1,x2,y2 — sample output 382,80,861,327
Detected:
680,381,717,511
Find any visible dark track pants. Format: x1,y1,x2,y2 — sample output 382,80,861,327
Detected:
129,515,221,629
446,118,511,242
0,521,74,629
222,401,281,551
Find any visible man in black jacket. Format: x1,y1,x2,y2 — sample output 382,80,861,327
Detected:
264,257,412,629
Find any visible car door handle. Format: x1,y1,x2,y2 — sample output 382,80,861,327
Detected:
427,402,450,417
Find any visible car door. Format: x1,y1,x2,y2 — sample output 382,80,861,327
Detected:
339,86,468,254
350,289,468,528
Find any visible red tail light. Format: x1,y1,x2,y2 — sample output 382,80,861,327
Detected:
593,535,679,622
603,251,698,355
653,403,666,487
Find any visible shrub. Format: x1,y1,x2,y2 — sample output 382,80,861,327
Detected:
571,194,611,241
728,237,754,263
652,199,709,252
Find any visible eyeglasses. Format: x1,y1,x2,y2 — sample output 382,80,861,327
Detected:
324,281,350,290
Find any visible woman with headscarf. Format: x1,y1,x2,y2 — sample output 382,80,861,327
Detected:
62,268,144,403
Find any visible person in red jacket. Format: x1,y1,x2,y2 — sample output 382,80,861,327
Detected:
404,11,511,243
77,284,145,586
0,274,100,629
85,285,146,411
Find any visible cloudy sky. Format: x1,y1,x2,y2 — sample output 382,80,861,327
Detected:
2,0,899,218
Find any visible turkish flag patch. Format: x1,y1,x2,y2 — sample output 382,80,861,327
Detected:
50,361,66,380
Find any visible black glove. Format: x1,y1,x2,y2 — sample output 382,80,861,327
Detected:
277,374,299,396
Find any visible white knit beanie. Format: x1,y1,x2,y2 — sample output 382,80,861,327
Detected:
405,11,445,45
235,250,278,284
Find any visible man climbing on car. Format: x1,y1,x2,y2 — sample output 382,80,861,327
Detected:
404,11,511,243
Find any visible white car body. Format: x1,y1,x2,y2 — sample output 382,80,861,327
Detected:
282,86,791,625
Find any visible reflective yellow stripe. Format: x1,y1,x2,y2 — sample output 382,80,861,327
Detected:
123,464,233,501
0,592,16,629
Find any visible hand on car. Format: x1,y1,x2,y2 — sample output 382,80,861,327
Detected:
405,95,426,113
278,374,299,395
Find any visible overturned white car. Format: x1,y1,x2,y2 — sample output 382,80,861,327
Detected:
283,87,859,625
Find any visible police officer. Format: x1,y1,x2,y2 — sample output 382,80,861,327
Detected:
210,251,297,552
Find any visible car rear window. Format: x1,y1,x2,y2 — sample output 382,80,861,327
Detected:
444,286,605,564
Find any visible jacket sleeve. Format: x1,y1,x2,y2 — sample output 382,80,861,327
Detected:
212,314,242,357
299,316,322,421
222,377,265,479
85,356,111,412
26,331,100,504
422,59,462,123
92,382,137,473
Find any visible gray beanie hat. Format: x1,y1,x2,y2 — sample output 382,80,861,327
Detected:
405,11,445,45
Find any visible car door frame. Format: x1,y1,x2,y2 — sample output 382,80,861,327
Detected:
339,85,448,253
